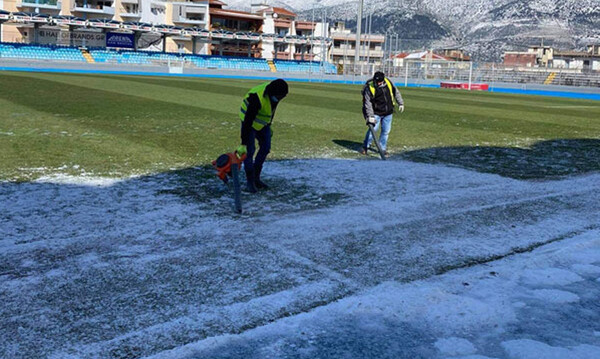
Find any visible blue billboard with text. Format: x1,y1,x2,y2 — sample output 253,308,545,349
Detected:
106,32,135,49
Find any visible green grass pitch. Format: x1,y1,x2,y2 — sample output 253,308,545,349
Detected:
1,71,599,181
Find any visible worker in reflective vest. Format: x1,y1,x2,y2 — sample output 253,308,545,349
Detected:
237,79,289,193
361,71,405,157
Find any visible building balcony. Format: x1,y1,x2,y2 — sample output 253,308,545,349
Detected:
332,48,354,56
185,6,206,14
332,34,385,43
275,51,290,59
274,19,292,28
295,21,315,31
173,17,206,25
17,0,61,10
72,3,115,15
332,48,383,58
294,53,315,61
120,12,141,18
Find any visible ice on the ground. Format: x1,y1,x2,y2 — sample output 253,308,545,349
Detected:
571,264,600,275
519,268,584,286
528,289,580,303
502,339,600,359
434,337,477,356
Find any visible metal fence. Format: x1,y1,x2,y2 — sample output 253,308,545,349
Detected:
341,61,600,88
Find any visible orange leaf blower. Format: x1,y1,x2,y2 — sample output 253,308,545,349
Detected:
212,151,247,213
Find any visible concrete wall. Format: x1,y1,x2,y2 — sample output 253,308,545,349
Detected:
3,0,17,12
2,23,28,43
261,13,274,60
141,0,166,24
312,21,329,62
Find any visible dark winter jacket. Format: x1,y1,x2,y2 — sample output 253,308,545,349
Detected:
362,79,404,118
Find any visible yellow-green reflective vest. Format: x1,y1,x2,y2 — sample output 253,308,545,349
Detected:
239,82,273,131
369,78,396,106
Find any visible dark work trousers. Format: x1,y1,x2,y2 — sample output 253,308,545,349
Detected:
243,124,271,173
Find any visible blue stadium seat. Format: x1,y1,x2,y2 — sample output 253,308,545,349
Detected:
273,59,336,74
0,42,85,62
1,43,336,74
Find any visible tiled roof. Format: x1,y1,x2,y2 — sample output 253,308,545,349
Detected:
210,8,263,20
257,7,297,17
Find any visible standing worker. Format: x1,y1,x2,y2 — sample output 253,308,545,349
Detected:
237,79,289,193
361,71,405,156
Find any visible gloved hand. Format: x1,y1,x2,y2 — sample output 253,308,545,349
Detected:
398,105,405,113
366,116,376,126
236,144,247,156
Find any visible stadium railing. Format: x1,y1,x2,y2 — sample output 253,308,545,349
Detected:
376,61,600,88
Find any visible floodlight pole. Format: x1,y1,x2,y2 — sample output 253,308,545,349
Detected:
468,61,473,90
310,0,315,79
355,0,363,75
366,11,372,73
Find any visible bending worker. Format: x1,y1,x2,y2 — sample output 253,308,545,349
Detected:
237,79,289,193
361,71,405,156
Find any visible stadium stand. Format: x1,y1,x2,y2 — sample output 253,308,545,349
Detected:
89,49,178,65
274,59,337,74
186,55,271,71
0,42,337,74
0,42,86,62
90,48,271,70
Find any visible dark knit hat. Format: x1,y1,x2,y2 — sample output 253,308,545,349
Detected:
266,79,289,99
373,71,385,82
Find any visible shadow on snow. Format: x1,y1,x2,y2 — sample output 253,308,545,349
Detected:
397,138,600,180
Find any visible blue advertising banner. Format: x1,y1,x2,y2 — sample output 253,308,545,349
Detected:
106,32,135,49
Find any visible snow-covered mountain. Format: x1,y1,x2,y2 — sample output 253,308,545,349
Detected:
224,0,600,61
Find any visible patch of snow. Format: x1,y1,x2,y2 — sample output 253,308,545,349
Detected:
502,339,600,359
519,268,584,287
34,174,125,187
3,159,600,358
529,289,580,303
571,264,600,276
435,337,477,356
150,225,600,359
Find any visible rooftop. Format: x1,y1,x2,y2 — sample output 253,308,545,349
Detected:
257,6,297,18
209,8,263,20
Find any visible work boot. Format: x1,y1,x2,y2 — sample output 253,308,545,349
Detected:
360,147,368,155
244,169,258,193
254,164,269,190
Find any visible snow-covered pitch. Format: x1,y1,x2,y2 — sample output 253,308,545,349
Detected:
2,158,600,358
